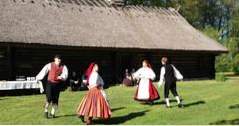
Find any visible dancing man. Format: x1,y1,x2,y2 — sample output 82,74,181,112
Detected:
158,57,183,108
36,55,68,118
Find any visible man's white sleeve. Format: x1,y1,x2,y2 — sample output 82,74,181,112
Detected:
36,63,50,81
172,65,183,80
59,65,68,81
158,67,165,86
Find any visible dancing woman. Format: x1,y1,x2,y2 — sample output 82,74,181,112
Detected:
133,60,160,104
76,63,111,124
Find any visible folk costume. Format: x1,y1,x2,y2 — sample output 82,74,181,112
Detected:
76,63,111,124
36,62,68,118
133,66,159,103
158,64,183,108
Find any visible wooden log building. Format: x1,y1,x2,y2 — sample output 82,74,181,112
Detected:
0,0,227,84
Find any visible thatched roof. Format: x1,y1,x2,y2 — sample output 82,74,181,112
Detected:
0,0,227,53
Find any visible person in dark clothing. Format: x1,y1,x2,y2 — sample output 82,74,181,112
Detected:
79,74,88,90
158,57,183,108
122,69,133,86
131,68,137,85
69,71,80,91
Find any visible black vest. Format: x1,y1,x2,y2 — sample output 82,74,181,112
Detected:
164,64,176,82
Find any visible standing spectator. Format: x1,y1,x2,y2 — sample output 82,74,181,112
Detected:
122,69,133,86
69,71,79,91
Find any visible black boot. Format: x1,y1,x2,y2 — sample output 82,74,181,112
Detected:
78,116,85,123
165,105,171,108
50,113,56,118
178,103,184,108
44,112,49,119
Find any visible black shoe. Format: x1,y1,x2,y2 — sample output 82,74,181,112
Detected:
178,103,184,108
44,112,49,119
165,105,171,108
151,101,154,105
147,101,154,105
78,116,85,123
49,113,56,118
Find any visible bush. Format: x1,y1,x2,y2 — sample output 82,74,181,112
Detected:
215,54,233,72
232,54,239,74
215,72,227,81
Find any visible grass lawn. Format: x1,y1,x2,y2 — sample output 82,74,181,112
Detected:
0,77,239,125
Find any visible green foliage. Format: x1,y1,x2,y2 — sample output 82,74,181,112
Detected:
232,54,239,74
215,72,227,81
231,14,239,38
202,26,220,40
126,0,239,73
216,54,232,72
178,0,201,28
226,38,239,56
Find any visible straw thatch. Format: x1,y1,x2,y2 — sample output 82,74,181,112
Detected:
0,0,227,53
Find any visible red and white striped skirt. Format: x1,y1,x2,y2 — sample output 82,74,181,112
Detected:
76,87,111,119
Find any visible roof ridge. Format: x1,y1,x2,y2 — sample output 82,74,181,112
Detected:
11,0,182,16
11,0,110,7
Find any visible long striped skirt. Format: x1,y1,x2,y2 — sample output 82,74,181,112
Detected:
76,87,111,119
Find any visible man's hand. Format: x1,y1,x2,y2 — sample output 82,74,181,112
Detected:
57,76,63,80
37,81,44,94
40,88,44,93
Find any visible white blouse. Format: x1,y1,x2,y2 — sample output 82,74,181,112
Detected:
88,71,104,89
133,67,156,80
36,63,68,81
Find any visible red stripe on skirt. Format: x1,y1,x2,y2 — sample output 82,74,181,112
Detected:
134,80,160,102
76,87,111,119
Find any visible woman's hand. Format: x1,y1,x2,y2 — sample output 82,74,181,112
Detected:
82,80,87,84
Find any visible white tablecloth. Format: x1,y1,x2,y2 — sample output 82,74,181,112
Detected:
0,81,42,90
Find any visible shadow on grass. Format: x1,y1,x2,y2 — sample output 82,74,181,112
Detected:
209,119,239,125
93,110,150,124
153,99,179,105
183,100,205,108
0,98,8,100
229,104,239,109
57,107,125,119
111,107,126,112
57,114,77,118
0,89,41,96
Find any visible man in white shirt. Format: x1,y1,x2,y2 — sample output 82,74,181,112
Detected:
158,57,183,108
36,55,68,118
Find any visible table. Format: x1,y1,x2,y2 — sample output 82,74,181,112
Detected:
0,80,42,90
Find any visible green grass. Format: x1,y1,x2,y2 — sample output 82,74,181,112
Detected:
0,77,239,125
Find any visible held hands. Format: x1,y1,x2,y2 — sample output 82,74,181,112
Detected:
57,76,63,80
158,82,162,88
37,81,44,94
40,87,44,94
82,80,87,84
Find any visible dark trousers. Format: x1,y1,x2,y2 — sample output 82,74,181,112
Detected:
46,81,61,105
69,81,79,91
164,80,179,98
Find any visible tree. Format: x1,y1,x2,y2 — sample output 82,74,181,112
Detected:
125,0,239,73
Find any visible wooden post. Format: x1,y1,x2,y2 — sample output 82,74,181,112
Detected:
7,45,15,80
